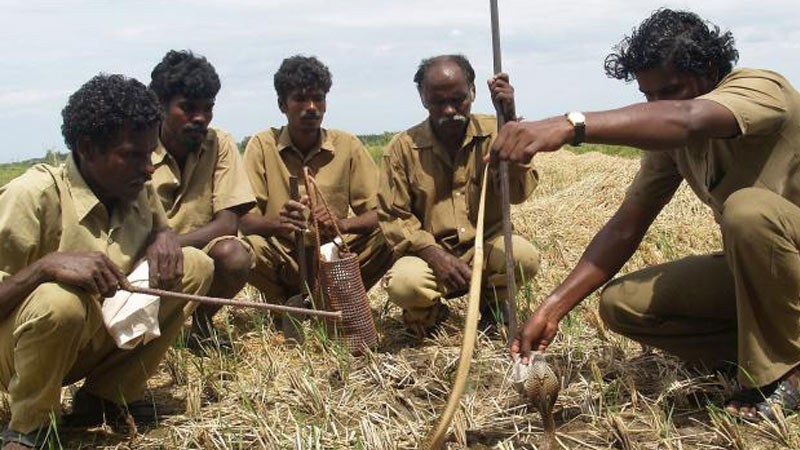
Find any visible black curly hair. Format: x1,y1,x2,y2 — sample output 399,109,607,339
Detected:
149,50,221,103
414,54,476,89
273,55,332,104
604,8,739,82
61,74,162,153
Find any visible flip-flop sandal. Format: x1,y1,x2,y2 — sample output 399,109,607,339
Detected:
724,381,777,421
755,379,800,421
0,427,52,449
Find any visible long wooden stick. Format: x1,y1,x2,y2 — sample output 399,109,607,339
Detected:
120,282,342,320
289,175,308,296
490,0,518,349
422,165,489,449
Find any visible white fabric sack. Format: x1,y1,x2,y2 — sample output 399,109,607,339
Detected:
319,237,343,262
102,262,161,349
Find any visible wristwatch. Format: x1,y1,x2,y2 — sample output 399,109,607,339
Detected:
565,111,586,146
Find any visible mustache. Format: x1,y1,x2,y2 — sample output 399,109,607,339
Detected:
184,123,208,134
301,112,322,120
436,114,468,126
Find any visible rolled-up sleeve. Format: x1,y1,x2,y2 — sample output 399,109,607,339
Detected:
0,177,47,282
243,134,271,215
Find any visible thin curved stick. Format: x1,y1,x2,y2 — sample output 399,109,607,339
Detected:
421,165,489,449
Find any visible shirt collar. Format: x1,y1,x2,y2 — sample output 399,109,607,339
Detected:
65,153,102,222
277,126,335,155
65,153,139,224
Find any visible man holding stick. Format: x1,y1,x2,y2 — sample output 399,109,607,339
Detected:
378,54,540,339
495,9,800,420
0,74,214,449
242,55,392,308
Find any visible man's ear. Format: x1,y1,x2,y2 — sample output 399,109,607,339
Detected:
469,84,476,102
75,136,94,163
418,87,429,109
278,98,287,114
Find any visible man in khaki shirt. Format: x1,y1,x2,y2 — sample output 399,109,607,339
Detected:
242,55,391,310
494,9,800,421
149,50,255,351
0,75,213,449
378,54,540,339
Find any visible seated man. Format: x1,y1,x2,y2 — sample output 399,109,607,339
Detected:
149,50,255,350
0,74,214,449
242,55,392,307
494,9,800,421
378,54,540,339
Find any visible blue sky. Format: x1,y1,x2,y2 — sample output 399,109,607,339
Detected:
1,0,798,162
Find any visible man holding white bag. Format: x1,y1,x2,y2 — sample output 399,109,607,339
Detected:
0,74,214,449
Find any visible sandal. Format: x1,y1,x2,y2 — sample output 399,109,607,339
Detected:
0,427,52,449
724,381,777,421
62,388,157,432
755,378,800,421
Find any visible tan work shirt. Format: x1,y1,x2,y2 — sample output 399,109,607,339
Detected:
151,127,255,234
378,114,538,256
626,68,800,221
243,126,380,248
0,155,167,281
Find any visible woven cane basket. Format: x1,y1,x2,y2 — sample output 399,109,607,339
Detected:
304,167,379,355
318,251,378,355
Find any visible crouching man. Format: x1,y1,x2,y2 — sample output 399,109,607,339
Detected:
0,74,214,449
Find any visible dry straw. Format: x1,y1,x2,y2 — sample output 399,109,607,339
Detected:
9,150,799,449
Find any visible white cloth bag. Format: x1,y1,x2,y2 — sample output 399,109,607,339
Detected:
102,262,161,349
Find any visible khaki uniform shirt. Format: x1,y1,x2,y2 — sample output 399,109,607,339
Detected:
626,68,800,221
0,155,168,281
243,126,380,248
151,128,255,234
378,114,538,256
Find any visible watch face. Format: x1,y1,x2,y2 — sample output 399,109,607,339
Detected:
567,112,585,125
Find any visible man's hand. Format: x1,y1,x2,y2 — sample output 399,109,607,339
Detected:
309,202,342,243
488,117,573,165
488,72,516,121
274,199,308,239
146,228,183,289
40,251,126,297
510,301,561,364
418,246,472,295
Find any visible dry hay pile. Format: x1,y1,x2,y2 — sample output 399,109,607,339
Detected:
8,150,800,449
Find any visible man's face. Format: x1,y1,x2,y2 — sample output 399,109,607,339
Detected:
419,61,474,144
636,66,717,102
162,94,214,151
280,88,326,134
79,125,159,205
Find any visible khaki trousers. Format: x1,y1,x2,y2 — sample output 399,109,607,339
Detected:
247,227,393,302
0,247,214,433
383,234,540,318
600,188,800,387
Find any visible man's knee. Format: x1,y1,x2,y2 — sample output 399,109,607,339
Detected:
512,236,540,281
721,187,782,238
384,257,436,308
20,283,88,334
208,238,253,277
598,278,630,334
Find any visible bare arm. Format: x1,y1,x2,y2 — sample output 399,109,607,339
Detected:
0,252,126,320
491,99,740,163
512,198,664,360
178,208,245,249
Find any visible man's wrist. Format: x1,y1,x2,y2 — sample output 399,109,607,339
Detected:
564,111,586,146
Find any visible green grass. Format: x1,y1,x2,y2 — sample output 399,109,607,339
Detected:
0,164,30,187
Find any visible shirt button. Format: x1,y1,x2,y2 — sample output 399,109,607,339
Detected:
455,192,461,196
459,227,466,233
